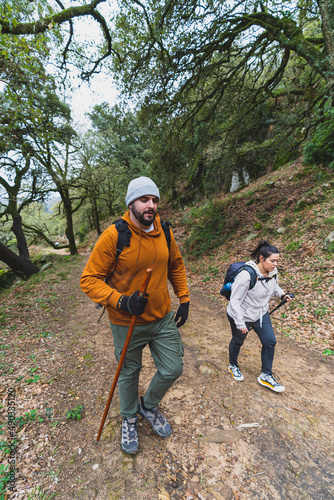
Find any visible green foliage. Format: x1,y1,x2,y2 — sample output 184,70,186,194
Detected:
111,0,332,196
27,487,56,500
314,305,329,318
304,113,334,168
286,241,302,252
323,349,334,356
245,198,255,206
25,372,41,385
1,0,333,258
40,331,54,339
0,424,9,455
0,270,16,292
66,405,84,421
324,217,334,227
0,463,10,499
0,18,81,263
185,201,227,257
325,242,334,253
16,409,43,429
76,225,88,244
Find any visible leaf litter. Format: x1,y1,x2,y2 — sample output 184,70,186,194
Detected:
0,160,334,499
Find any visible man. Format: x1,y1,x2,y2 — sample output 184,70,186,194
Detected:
80,176,190,454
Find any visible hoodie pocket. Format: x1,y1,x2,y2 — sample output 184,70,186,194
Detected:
143,286,171,321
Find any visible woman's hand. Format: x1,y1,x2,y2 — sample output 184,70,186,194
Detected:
282,293,294,303
240,327,248,334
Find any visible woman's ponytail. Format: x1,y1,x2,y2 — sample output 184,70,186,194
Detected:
250,240,279,263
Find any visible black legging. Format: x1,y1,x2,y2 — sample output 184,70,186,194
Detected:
227,312,276,375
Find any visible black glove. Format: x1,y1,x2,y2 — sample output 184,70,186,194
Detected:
120,291,149,316
174,302,189,328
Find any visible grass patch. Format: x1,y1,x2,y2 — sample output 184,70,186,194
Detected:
185,200,228,257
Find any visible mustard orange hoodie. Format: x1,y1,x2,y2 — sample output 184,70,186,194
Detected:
80,211,190,326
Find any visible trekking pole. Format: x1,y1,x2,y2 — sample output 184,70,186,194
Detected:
96,268,152,443
248,293,294,333
268,293,294,316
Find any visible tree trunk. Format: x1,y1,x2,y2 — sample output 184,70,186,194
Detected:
62,195,78,255
11,215,30,259
0,242,39,278
55,183,78,255
91,196,101,235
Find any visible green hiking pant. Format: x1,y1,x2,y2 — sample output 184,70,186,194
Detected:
110,311,184,418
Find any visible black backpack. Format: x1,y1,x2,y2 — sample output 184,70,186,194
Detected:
220,261,273,300
95,219,171,319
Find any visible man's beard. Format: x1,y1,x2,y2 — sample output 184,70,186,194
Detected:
130,205,156,227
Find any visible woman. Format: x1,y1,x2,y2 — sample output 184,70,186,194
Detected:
227,240,293,392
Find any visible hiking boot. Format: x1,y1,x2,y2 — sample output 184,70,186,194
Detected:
121,417,139,454
257,373,285,393
138,397,172,438
228,364,244,382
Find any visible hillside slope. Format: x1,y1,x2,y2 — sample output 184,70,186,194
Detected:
161,159,334,354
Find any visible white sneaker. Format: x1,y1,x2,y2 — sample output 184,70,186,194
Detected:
257,373,285,392
228,364,244,382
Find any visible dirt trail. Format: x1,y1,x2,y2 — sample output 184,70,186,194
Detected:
4,255,334,499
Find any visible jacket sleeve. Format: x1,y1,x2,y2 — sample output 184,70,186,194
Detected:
167,231,190,303
273,275,285,299
227,270,251,329
80,227,123,308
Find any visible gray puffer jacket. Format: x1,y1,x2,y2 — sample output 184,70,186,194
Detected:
226,260,285,330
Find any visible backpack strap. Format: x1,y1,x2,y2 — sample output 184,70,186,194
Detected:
114,219,132,260
242,265,258,290
161,221,171,250
96,219,132,321
242,265,276,290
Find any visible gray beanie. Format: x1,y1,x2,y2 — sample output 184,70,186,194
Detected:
125,176,160,206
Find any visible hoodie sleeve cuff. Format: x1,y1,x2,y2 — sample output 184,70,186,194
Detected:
236,322,246,330
107,291,123,309
179,295,190,304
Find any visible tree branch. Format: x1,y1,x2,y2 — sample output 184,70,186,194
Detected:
0,0,106,35
22,222,69,250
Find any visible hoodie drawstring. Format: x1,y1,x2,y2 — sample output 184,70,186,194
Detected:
151,238,157,264
135,231,142,263
135,229,157,264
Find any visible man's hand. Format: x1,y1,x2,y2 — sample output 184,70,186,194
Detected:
174,302,189,328
120,291,149,316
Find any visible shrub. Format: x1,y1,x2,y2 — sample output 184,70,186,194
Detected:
185,201,227,257
304,114,334,168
